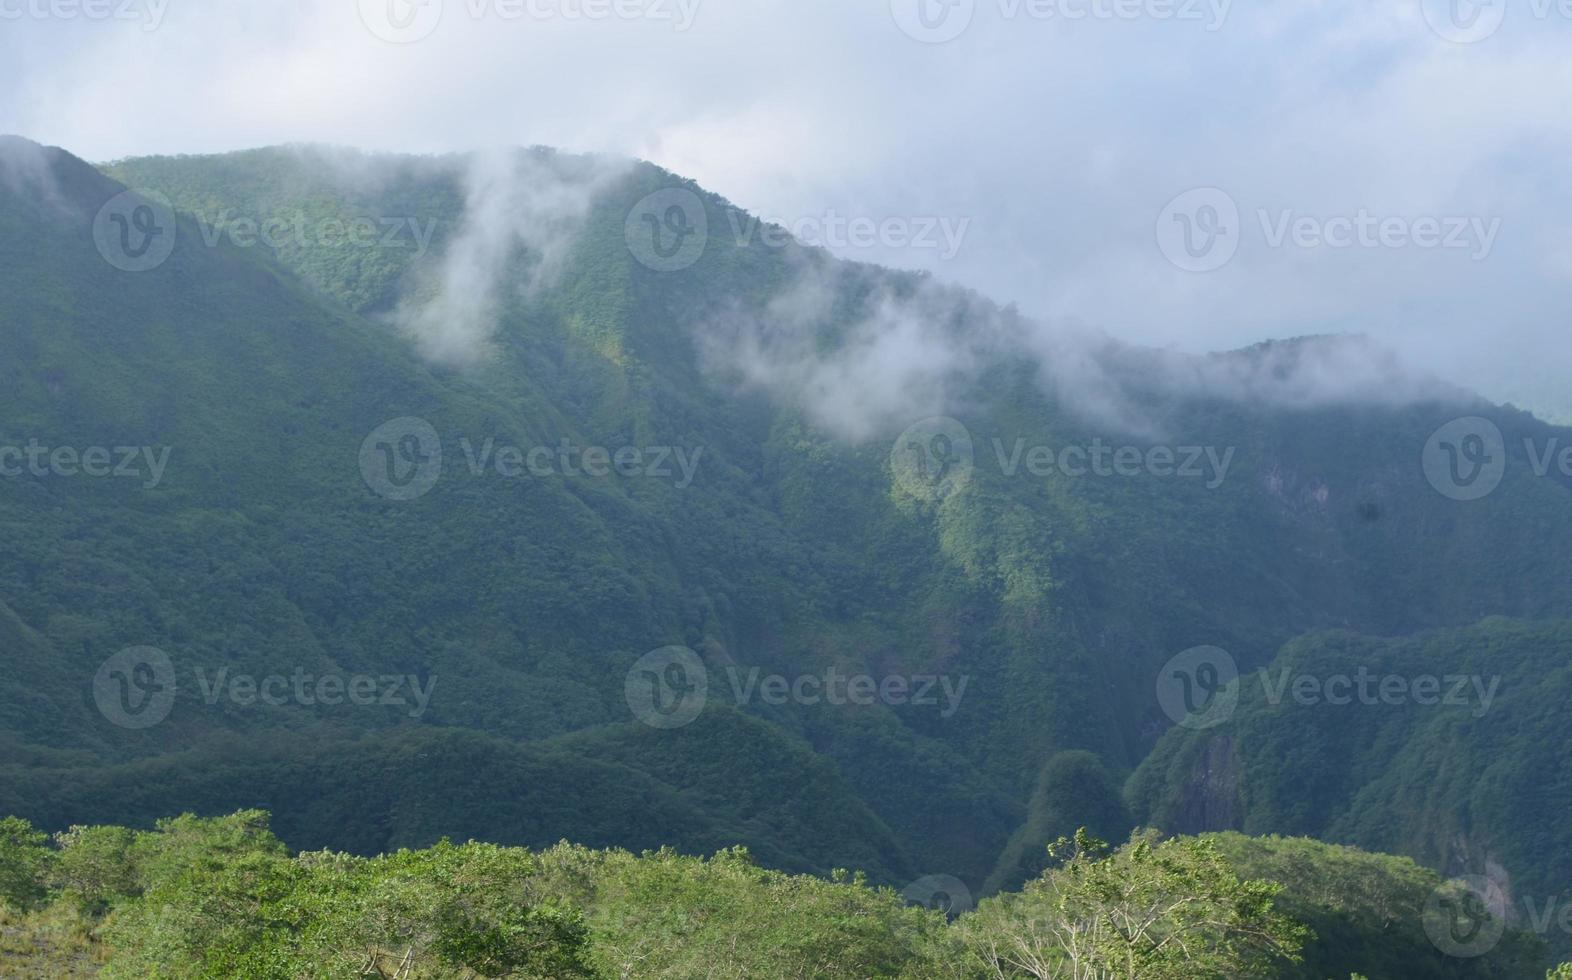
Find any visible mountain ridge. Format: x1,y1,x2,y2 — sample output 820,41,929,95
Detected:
3,134,1571,918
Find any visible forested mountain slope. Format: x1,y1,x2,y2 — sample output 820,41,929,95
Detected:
3,136,1571,908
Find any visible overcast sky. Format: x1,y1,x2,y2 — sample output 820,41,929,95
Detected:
1,0,1568,414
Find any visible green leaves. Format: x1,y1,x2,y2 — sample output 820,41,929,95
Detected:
957,828,1308,980
0,817,52,912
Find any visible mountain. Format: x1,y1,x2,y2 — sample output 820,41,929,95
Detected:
3,134,1572,929
1131,617,1572,957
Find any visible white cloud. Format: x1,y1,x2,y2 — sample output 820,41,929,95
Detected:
1,0,1568,415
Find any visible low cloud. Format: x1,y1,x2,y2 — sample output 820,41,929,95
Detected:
392,147,628,365
694,251,1464,443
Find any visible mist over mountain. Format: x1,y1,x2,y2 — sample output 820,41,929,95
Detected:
1,133,1570,975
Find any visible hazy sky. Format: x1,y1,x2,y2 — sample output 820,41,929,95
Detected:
1,0,1568,412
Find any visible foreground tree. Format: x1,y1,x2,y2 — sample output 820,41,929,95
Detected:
0,817,52,912
956,829,1308,979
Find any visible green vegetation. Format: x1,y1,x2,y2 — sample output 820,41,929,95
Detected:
5,137,1572,972
1131,619,1572,960
2,810,1547,978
